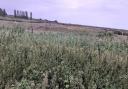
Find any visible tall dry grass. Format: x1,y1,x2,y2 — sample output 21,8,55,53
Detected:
0,27,127,89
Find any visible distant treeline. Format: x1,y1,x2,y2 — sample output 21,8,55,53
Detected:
0,8,32,19
14,10,32,19
0,8,7,16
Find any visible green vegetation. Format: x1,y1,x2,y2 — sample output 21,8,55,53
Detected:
0,27,128,89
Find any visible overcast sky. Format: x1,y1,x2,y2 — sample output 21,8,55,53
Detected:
0,0,128,29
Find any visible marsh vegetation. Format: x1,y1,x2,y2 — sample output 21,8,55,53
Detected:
0,27,128,89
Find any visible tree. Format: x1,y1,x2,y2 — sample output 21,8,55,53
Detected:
3,9,7,16
0,8,3,16
14,10,16,17
30,12,32,20
25,11,28,19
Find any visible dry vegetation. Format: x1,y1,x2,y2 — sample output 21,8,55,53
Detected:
0,21,128,89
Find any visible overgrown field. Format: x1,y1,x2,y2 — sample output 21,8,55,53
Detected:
0,27,128,89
